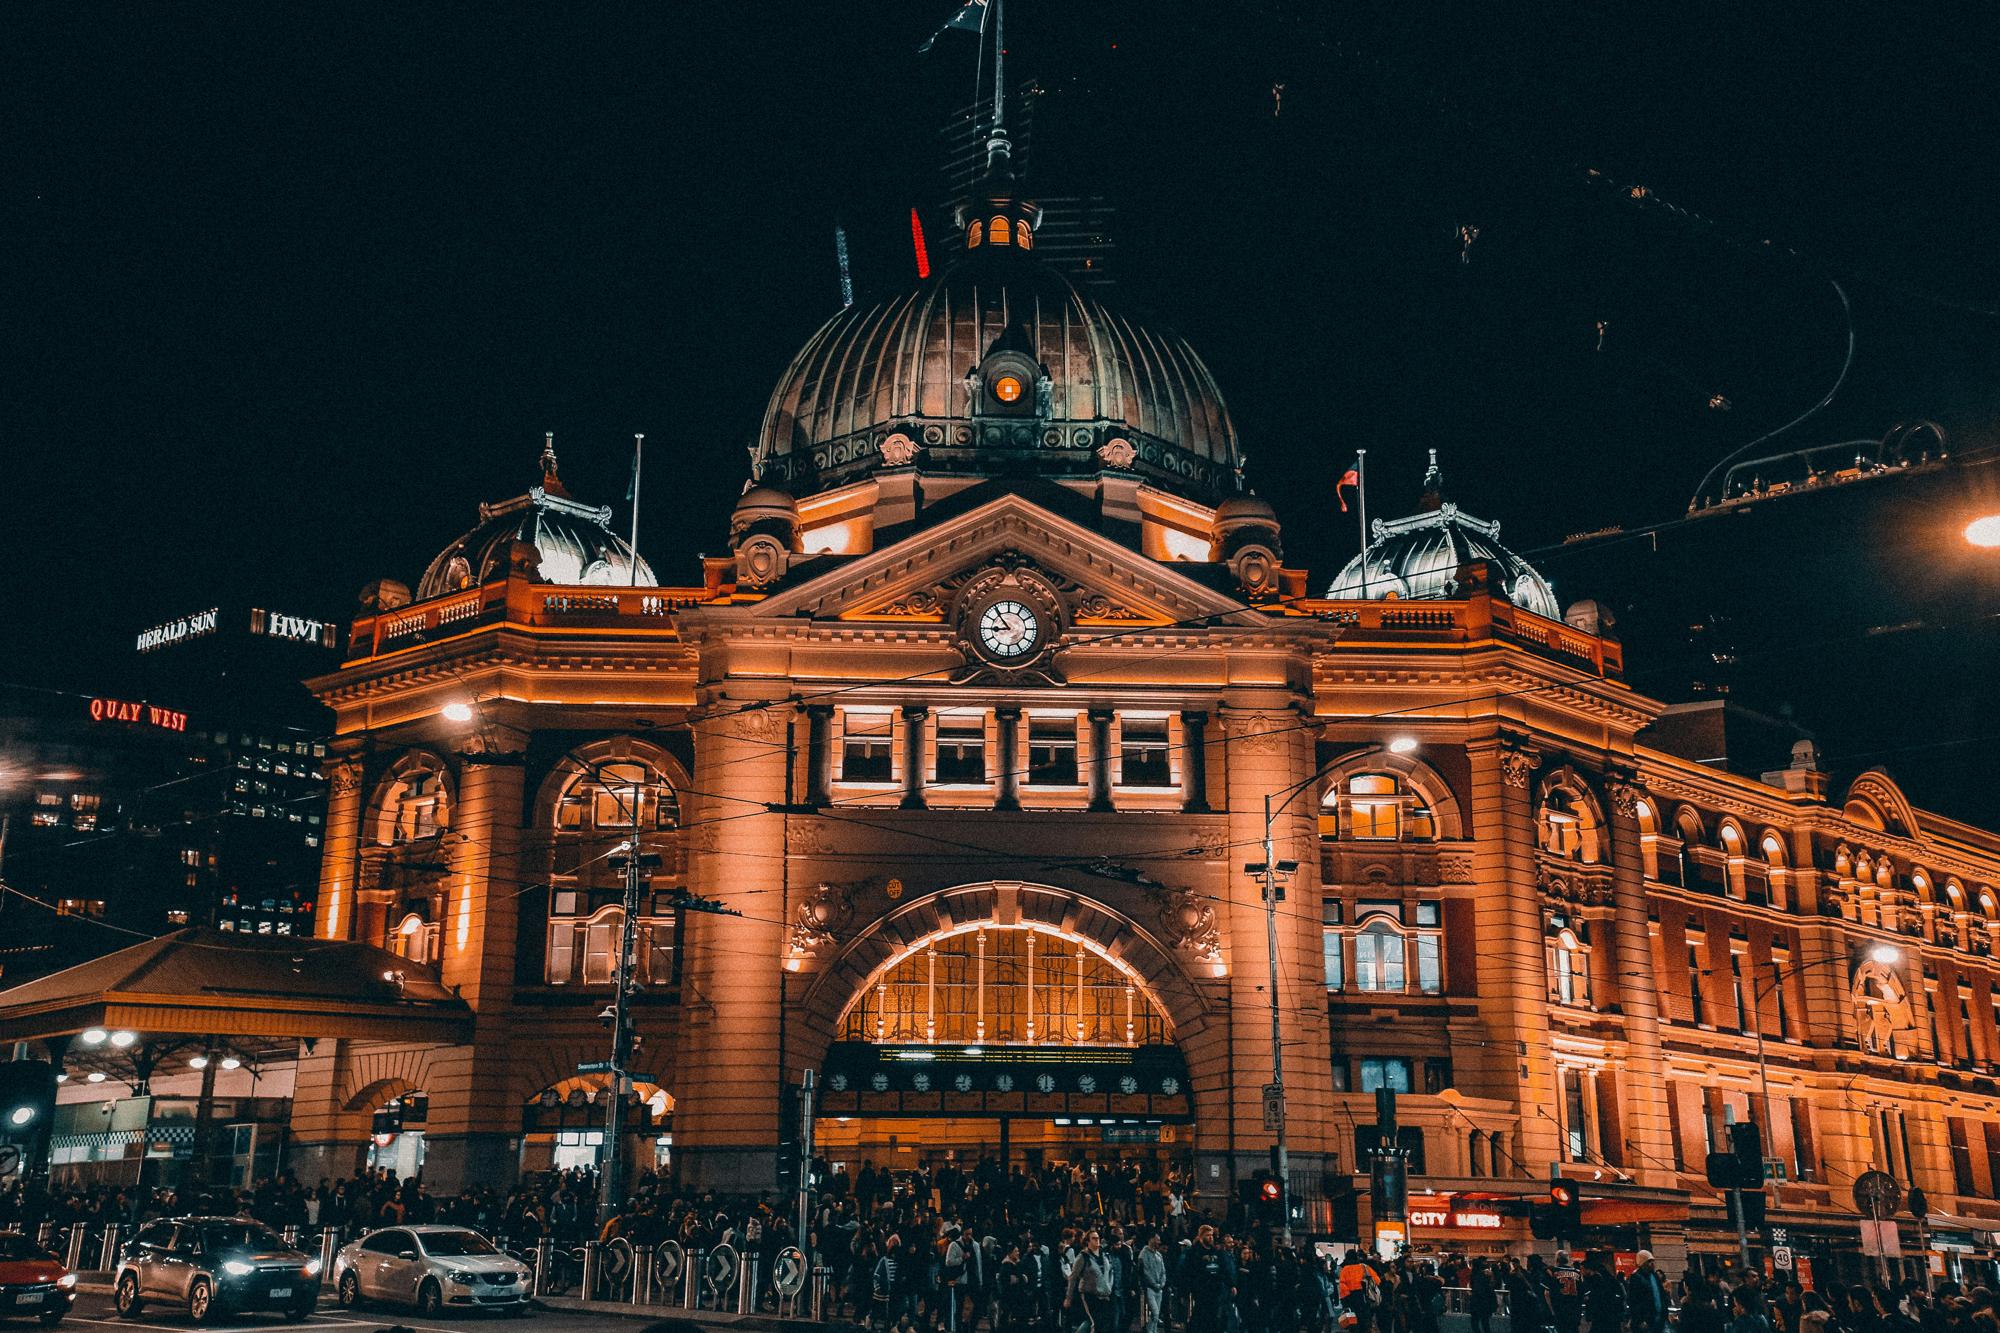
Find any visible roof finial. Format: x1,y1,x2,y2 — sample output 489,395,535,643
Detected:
539,432,570,497
1419,448,1445,511
985,0,1011,174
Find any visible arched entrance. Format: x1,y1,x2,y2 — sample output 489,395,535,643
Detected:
521,1075,674,1177
803,883,1217,1186
365,1092,428,1179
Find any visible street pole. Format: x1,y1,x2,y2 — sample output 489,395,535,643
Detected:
1730,1185,1751,1271
797,1071,817,1259
1262,793,1291,1246
601,800,648,1221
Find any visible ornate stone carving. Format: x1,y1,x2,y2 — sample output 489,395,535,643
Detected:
1151,886,1221,963
1221,712,1296,757
329,763,362,796
789,881,854,957
879,432,919,466
1536,861,1613,907
1097,437,1137,468
1606,778,1645,819
1074,592,1146,622
1499,743,1542,788
787,820,834,855
1438,854,1475,884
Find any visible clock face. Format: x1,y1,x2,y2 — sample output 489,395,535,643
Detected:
978,599,1040,660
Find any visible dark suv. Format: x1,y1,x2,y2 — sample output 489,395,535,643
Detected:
114,1217,321,1323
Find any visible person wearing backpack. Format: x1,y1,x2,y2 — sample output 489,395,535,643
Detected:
1067,1229,1116,1333
875,1233,911,1333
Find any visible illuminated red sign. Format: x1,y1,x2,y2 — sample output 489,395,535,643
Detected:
1407,1198,1505,1230
88,698,188,732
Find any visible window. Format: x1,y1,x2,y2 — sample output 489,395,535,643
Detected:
1359,1057,1412,1094
1548,925,1590,1007
968,219,984,248
556,759,680,831
1730,952,1751,1033
378,769,447,844
394,912,438,964
989,215,1011,246
583,908,624,985
1017,222,1032,250
1562,1067,1591,1163
1356,921,1406,992
1321,899,1345,989
1330,1055,1351,1092
1348,775,1399,840
1325,772,1435,842
1539,790,1600,863
1119,716,1172,787
935,711,987,784
1026,716,1079,786
1423,1058,1453,1094
1686,942,1707,1024
842,711,895,782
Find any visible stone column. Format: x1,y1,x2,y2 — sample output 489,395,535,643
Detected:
675,700,792,1190
1181,710,1212,813
1464,734,1563,1172
314,744,366,941
1605,777,1675,1183
805,705,833,806
1215,705,1337,1189
1087,708,1115,812
994,706,1021,811
901,705,928,810
424,747,526,1193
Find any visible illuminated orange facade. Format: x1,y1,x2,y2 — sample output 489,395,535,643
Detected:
291,152,2000,1273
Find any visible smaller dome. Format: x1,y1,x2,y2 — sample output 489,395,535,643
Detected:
416,437,656,600
1325,454,1557,618
1214,493,1278,525
734,484,799,519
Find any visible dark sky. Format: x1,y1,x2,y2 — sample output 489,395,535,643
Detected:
6,4,2000,811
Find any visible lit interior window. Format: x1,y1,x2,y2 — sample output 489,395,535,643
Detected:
989,216,1011,246
993,375,1024,404
968,219,984,248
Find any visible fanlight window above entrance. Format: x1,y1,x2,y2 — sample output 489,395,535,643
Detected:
840,923,1172,1048
555,761,679,832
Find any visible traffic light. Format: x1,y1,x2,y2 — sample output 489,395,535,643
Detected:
1729,1121,1765,1187
1548,1180,1583,1236
0,1060,57,1177
1239,1171,1284,1225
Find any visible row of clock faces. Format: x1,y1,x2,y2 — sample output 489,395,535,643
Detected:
826,1070,1182,1097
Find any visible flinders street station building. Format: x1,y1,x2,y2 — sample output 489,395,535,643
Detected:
9,145,2000,1281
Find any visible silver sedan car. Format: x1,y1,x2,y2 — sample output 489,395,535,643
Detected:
331,1225,529,1317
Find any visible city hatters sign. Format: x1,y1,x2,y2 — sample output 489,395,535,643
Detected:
135,607,219,652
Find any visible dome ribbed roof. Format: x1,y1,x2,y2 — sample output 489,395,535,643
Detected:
1325,457,1558,618
753,261,1241,501
416,442,655,600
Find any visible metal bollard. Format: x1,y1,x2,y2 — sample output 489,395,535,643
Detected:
736,1253,759,1315
282,1226,301,1247
533,1238,555,1297
580,1242,601,1302
810,1263,832,1321
319,1229,339,1277
629,1247,651,1306
99,1224,122,1271
35,1223,53,1249
682,1249,704,1310
65,1225,88,1271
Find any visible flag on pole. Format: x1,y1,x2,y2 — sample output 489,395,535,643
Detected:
1335,463,1360,512
919,0,989,53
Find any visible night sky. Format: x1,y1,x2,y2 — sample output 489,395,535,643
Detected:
6,5,1999,814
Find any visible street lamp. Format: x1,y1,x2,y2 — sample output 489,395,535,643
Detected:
1965,515,2000,549
440,702,475,722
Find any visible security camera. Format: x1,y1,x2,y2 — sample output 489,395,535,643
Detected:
598,1005,618,1027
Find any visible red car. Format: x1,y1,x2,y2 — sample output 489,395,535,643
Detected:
0,1232,74,1327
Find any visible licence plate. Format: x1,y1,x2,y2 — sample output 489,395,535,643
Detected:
269,1287,293,1299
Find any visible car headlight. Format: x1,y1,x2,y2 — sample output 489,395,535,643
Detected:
448,1270,479,1284
303,1259,323,1277
223,1260,257,1277
57,1274,78,1289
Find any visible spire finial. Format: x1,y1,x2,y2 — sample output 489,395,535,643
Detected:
1419,448,1445,511
984,0,1011,174
539,432,570,497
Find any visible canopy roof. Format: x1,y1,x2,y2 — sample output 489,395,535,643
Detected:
0,928,472,1048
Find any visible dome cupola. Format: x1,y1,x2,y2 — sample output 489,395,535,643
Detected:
1325,450,1559,618
416,435,656,600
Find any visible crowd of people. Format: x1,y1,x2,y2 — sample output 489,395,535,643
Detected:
12,1154,2000,1333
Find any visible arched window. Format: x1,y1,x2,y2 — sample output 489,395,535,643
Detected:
1719,824,1748,898
968,219,984,248
393,911,438,965
1538,789,1601,863
1547,924,1592,1007
1355,919,1406,992
1017,222,1032,250
1325,898,1443,994
1634,799,1661,881
375,768,448,846
556,761,679,831
544,750,680,986
989,215,1011,246
1324,773,1436,843
1761,832,1787,866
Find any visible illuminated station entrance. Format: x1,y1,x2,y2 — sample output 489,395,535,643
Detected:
814,923,1195,1175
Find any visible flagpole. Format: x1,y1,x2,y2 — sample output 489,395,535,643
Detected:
629,433,645,587
1355,449,1370,600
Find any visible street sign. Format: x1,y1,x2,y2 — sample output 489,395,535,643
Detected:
0,1145,19,1179
772,1247,807,1297
1262,1083,1283,1131
1773,1246,1794,1271
577,1060,616,1074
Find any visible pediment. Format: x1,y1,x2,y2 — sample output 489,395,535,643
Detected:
750,493,1261,631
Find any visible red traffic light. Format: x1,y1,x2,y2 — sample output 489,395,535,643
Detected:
1259,1178,1282,1202
1549,1182,1578,1208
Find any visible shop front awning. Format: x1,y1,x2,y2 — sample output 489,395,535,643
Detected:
817,1041,1194,1121
0,927,473,1058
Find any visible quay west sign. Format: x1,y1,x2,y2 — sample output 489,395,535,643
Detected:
135,607,219,653
88,697,189,733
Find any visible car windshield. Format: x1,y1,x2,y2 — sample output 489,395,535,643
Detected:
419,1231,499,1257
204,1224,287,1253
0,1234,54,1262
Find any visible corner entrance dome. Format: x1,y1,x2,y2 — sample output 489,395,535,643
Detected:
752,257,1242,505
1326,451,1559,618
417,436,656,600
